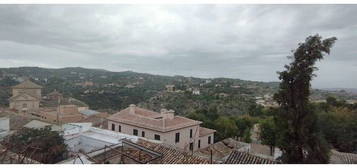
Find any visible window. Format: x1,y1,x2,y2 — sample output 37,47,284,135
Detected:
22,103,27,108
111,124,115,131
190,129,193,138
133,129,138,136
208,136,211,144
175,132,180,143
118,125,121,132
142,131,145,137
198,140,201,148
189,142,194,151
154,134,161,140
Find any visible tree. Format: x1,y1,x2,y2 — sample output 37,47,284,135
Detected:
214,116,238,141
2,127,68,163
259,117,278,156
326,96,338,106
273,34,337,163
242,128,252,143
233,115,256,138
248,104,264,117
319,106,357,153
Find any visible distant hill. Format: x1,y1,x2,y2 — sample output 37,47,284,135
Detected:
0,66,354,115
321,88,357,95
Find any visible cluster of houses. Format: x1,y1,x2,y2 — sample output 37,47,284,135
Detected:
1,79,356,164
255,94,278,107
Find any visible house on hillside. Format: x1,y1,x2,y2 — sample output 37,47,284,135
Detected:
165,85,175,92
107,104,216,152
192,88,200,95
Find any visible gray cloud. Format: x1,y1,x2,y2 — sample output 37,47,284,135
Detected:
0,4,356,88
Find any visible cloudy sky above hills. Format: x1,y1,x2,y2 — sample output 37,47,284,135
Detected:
0,5,356,88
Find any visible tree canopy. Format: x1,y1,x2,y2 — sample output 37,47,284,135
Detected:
2,127,68,164
273,34,337,163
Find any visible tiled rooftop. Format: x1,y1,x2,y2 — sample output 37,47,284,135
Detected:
224,150,276,164
135,139,212,164
107,105,201,132
330,149,357,164
195,138,250,163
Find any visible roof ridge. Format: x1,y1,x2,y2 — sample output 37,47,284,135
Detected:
12,79,42,89
9,92,39,101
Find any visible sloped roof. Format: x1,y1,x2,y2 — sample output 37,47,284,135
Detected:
79,109,100,116
135,139,212,164
250,143,273,158
195,138,250,163
107,106,201,132
9,92,39,101
60,98,88,107
224,151,276,164
42,97,88,108
199,127,216,137
330,149,357,164
23,120,61,131
12,79,42,89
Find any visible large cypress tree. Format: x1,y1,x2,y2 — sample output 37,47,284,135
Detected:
273,34,337,163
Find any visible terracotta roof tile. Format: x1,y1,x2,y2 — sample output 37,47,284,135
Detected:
107,106,201,132
225,150,276,164
195,138,249,163
330,149,357,164
135,139,212,164
250,143,272,157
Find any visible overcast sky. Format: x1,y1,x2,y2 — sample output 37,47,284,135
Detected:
0,5,356,88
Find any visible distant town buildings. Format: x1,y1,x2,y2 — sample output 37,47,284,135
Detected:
230,85,241,89
107,104,215,152
218,93,229,98
125,84,136,88
9,79,42,112
75,81,94,87
165,85,175,92
192,88,200,95
255,95,278,107
7,79,95,125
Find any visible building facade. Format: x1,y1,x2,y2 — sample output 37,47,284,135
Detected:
107,105,215,151
9,79,42,112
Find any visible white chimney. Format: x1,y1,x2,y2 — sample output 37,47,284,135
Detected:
167,110,175,120
129,104,136,114
161,109,174,120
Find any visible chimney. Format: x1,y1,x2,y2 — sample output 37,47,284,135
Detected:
129,104,136,114
160,108,168,115
167,110,175,120
160,109,167,128
161,109,174,120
